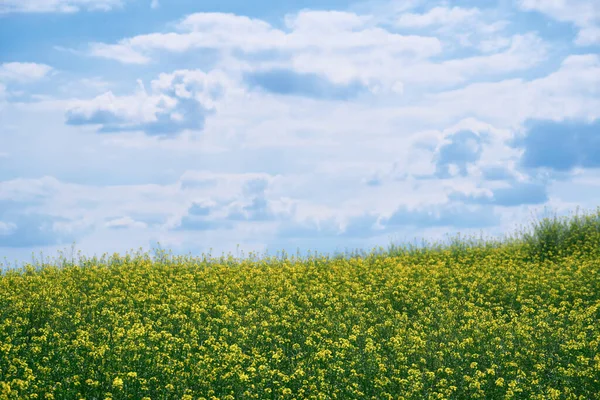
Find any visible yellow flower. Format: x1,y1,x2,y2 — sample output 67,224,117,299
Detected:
112,377,124,390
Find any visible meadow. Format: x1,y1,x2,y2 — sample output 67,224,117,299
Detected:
0,208,599,399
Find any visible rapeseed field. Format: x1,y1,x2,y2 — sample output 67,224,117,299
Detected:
1,208,599,399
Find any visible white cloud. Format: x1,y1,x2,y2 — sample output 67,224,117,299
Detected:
150,0,158,9
576,25,600,46
92,13,287,58
65,69,234,135
478,36,512,53
284,10,441,57
105,216,148,229
3,2,599,263
0,170,447,253
0,62,53,83
0,0,125,13
66,90,176,125
150,69,236,107
366,117,523,185
0,176,62,202
519,0,600,46
178,12,280,37
395,6,510,52
396,6,481,28
427,53,600,126
88,11,442,71
84,10,545,92
57,77,113,97
89,43,150,64
287,31,546,90
284,10,371,31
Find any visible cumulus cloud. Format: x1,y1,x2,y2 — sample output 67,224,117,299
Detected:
224,178,286,222
383,33,547,89
172,181,289,231
86,10,443,91
89,13,285,62
65,70,231,136
82,8,550,93
65,90,179,130
168,172,292,230
178,10,442,59
364,117,521,186
428,54,600,125
0,0,125,13
0,170,396,250
283,16,538,89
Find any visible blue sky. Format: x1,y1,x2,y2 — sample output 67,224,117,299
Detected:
1,0,599,266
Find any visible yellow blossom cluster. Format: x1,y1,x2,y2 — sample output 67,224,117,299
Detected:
0,209,599,399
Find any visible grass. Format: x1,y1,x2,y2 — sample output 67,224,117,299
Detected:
0,206,598,399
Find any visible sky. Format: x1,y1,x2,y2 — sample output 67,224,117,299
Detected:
1,0,599,267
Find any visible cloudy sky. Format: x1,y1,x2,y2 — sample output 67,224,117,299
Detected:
1,0,599,266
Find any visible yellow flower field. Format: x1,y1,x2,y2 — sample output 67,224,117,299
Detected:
1,209,599,399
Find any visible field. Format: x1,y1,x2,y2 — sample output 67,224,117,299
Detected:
1,208,599,399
